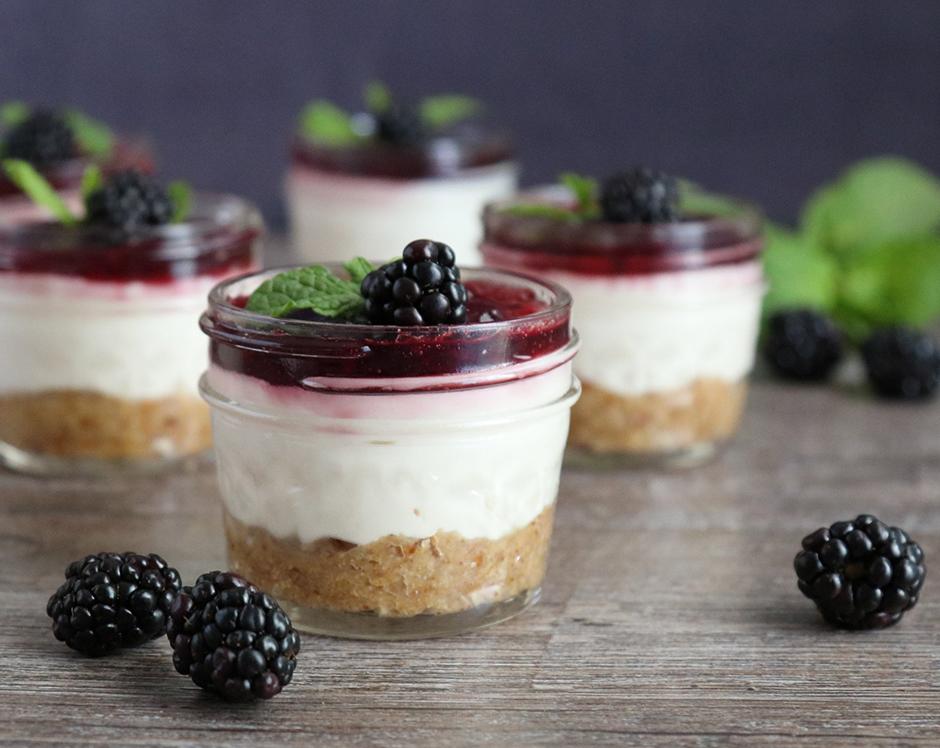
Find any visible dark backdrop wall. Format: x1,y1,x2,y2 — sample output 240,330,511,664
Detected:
2,0,938,229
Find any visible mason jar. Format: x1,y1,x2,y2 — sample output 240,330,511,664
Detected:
200,266,579,639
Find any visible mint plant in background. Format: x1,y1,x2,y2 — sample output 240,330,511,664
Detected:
298,81,483,148
761,156,940,401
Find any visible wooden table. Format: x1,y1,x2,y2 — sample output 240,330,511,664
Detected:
1,382,938,746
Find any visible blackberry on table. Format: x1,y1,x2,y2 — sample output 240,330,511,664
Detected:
599,167,679,223
84,170,173,231
763,309,844,382
167,571,300,701
2,109,76,167
46,552,181,656
794,515,925,629
861,327,940,401
360,239,468,325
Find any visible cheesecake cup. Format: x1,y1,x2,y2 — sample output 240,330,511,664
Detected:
482,189,763,467
0,194,262,475
0,137,154,226
286,125,517,266
200,266,579,639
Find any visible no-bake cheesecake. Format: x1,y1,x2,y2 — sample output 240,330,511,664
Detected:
482,169,764,467
0,165,262,473
286,83,517,265
200,240,579,638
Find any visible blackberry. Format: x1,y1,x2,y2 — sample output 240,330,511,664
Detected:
167,571,300,701
763,309,844,382
2,109,76,167
84,170,173,231
861,327,940,400
795,515,925,629
360,239,468,325
46,552,181,657
374,103,426,146
599,167,679,223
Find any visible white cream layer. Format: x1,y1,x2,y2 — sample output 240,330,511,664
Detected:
540,262,764,396
206,363,574,546
285,162,517,266
0,273,228,400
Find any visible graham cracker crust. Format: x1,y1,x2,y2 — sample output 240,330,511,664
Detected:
569,377,747,454
0,390,211,459
224,505,555,618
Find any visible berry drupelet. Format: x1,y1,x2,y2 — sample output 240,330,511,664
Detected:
84,170,173,231
599,167,679,224
763,309,844,382
2,109,77,167
861,327,940,401
361,239,468,325
46,552,182,656
795,515,925,629
167,571,300,701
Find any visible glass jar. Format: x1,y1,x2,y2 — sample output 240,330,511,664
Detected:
285,125,517,265
482,189,764,468
0,194,262,475
200,266,579,639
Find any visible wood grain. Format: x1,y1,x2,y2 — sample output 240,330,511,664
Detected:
1,382,939,747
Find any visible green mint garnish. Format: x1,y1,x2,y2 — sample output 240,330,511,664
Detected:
0,101,29,127
64,109,113,158
167,180,192,223
364,80,392,114
246,259,376,319
79,164,103,200
419,95,482,130
503,203,582,222
298,101,359,147
559,172,599,218
2,159,77,225
762,224,839,319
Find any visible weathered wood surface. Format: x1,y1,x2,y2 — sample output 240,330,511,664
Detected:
1,382,938,747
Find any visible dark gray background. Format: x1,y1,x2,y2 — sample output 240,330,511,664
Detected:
2,0,938,229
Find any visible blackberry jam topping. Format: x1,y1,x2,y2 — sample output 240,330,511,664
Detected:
166,571,300,701
361,239,468,325
2,109,76,167
47,552,182,657
599,167,679,224
795,515,925,629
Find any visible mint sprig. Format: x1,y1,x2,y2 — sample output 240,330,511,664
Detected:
2,159,77,225
167,180,192,223
0,101,29,127
63,109,113,158
364,81,392,114
246,259,376,319
298,101,359,147
419,95,481,129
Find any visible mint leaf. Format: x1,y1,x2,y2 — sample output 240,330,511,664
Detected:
298,101,359,147
560,172,599,217
679,182,741,217
761,225,839,318
2,159,77,225
246,265,365,319
79,164,103,200
343,257,375,286
64,109,113,158
0,101,29,127
364,81,392,113
839,236,940,332
167,180,192,223
419,95,481,130
503,203,581,222
801,157,940,258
